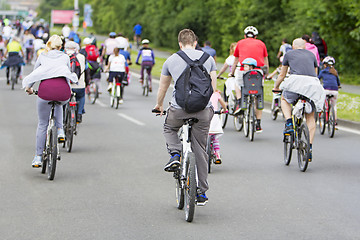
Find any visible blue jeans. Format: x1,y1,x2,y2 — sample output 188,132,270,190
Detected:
72,88,85,114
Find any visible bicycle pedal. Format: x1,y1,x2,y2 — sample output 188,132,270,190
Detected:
58,137,65,143
32,164,41,168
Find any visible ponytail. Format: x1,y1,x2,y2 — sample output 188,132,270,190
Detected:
44,35,63,54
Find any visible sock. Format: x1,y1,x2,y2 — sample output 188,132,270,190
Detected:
286,118,292,125
310,144,312,150
257,119,261,124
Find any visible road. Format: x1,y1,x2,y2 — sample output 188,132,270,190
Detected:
0,65,360,240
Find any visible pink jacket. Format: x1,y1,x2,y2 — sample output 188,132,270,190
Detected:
305,43,320,66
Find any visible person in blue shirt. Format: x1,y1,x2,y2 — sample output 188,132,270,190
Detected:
133,23,142,47
201,40,216,62
136,39,155,92
318,56,340,123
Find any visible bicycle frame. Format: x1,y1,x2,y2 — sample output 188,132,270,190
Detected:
180,122,194,182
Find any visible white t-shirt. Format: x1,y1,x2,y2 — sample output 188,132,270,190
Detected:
279,43,292,55
115,36,129,51
62,26,71,38
2,26,12,37
105,38,118,55
109,54,126,72
33,39,44,51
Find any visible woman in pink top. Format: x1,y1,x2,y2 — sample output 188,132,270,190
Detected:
302,34,320,66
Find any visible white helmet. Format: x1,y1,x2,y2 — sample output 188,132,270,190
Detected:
83,37,92,45
323,56,335,65
141,39,150,44
244,26,258,38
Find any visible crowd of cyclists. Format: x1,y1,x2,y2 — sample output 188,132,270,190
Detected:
1,16,342,210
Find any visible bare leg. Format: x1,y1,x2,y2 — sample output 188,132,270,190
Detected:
305,112,315,144
281,95,292,120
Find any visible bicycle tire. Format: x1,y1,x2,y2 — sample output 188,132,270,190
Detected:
318,110,326,135
10,66,16,90
272,109,278,120
88,82,98,104
234,113,244,131
184,152,196,222
41,150,47,174
116,97,120,109
243,107,249,137
328,105,336,138
283,132,293,165
206,136,212,174
220,113,228,129
175,169,184,210
66,108,75,153
249,100,255,141
48,125,57,180
297,123,310,172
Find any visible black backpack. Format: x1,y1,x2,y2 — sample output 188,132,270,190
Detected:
175,51,213,113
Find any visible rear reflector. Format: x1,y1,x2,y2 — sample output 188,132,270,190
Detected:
69,102,77,107
248,90,258,94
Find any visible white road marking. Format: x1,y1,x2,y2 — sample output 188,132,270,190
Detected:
337,126,360,135
95,100,107,108
117,113,145,126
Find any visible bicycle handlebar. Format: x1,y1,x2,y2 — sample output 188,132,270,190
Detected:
272,89,283,93
152,109,167,116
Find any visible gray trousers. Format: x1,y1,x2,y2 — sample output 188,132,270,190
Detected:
36,97,68,156
164,106,214,193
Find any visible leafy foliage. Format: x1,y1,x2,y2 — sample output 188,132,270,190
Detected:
37,0,360,77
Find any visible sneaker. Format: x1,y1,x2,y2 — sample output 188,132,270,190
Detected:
77,114,82,123
7,80,9,85
149,86,152,92
32,155,42,168
308,149,312,162
214,152,222,164
233,99,242,115
58,128,65,143
139,79,143,84
196,193,208,206
164,154,181,172
283,122,294,135
107,83,113,92
256,122,263,133
119,99,124,104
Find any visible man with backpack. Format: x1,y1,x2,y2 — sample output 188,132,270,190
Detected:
153,29,217,206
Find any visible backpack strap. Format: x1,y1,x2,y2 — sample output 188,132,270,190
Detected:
176,50,210,66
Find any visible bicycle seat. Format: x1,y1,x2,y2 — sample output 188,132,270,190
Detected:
48,101,62,105
183,118,199,126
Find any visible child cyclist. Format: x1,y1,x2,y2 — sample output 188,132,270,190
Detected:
209,91,227,164
136,39,155,91
318,56,341,123
106,47,126,102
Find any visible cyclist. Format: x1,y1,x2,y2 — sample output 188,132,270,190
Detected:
2,37,24,85
153,29,216,206
22,29,35,64
106,47,126,102
101,32,118,66
273,38,325,162
136,39,155,92
230,26,269,132
216,42,237,78
116,33,130,52
318,56,340,124
65,41,90,123
276,38,292,60
302,34,320,67
133,23,142,47
201,40,216,62
23,35,78,167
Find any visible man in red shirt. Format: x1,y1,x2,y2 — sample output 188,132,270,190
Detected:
230,26,269,132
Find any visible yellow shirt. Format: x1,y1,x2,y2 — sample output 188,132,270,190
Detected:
7,41,22,52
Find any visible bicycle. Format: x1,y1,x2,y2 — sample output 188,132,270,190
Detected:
109,74,124,109
273,90,311,172
271,88,282,120
152,109,197,222
32,91,61,180
142,65,152,96
240,70,264,141
63,92,78,152
206,111,224,173
318,94,336,138
86,79,99,104
9,65,19,90
220,77,244,131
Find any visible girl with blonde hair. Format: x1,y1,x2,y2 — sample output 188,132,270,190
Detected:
23,34,78,168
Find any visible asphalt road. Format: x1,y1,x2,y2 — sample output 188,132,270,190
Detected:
0,65,360,240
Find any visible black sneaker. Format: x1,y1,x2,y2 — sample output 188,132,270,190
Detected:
256,122,263,133
164,154,181,172
233,99,243,115
77,114,82,123
308,149,312,162
196,193,208,206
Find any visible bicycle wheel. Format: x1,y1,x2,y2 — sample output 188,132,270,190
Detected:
206,136,212,174
220,113,228,129
10,66,16,90
175,169,184,210
88,82,98,104
243,107,249,137
116,97,120,109
184,152,196,222
249,101,255,141
66,108,75,152
328,105,336,138
283,132,293,165
234,113,244,131
41,150,47,174
318,110,326,135
48,125,57,180
297,123,310,172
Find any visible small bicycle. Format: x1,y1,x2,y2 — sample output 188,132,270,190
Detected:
206,111,224,173
86,79,99,104
273,90,311,172
152,109,198,222
109,74,124,109
318,94,336,138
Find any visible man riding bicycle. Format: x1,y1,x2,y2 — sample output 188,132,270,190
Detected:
273,38,325,162
2,37,24,84
154,29,217,206
230,26,269,132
